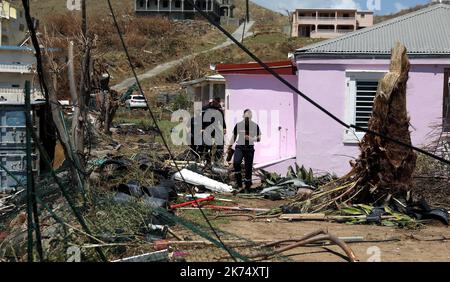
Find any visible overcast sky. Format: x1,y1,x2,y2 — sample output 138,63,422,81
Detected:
251,0,433,15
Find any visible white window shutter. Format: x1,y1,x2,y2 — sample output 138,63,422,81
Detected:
343,70,386,144
343,78,359,143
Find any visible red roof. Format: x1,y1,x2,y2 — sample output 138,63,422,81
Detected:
215,60,297,75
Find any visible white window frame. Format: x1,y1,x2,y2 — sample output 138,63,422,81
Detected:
343,70,386,144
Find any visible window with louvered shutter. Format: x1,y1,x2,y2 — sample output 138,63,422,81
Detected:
355,80,378,131
344,71,386,143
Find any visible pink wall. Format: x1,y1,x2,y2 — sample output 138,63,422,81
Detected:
223,74,298,175
295,58,450,175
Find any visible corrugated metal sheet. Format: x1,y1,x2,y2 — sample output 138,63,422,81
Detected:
296,4,450,58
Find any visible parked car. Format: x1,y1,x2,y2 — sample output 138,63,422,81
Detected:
125,95,147,109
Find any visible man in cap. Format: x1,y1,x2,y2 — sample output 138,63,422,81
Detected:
201,97,227,164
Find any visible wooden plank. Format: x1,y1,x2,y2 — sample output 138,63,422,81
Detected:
279,214,327,221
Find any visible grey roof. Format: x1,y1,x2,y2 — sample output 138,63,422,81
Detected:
295,4,450,58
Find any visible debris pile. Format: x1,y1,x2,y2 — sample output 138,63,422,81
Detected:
111,123,159,136
255,165,334,201
1,44,448,262
0,193,17,217
287,44,420,213
260,44,450,228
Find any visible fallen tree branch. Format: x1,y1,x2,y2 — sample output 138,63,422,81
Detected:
289,43,418,212
249,229,358,262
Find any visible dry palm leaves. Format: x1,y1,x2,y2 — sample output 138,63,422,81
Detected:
291,43,417,213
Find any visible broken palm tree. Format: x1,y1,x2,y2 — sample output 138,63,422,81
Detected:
291,43,417,213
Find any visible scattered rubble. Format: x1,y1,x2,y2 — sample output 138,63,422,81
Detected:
111,123,159,136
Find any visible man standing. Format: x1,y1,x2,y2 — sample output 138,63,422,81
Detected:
228,109,261,191
201,98,227,164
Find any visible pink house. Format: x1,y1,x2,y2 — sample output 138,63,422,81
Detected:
295,4,450,175
214,4,450,177
215,61,299,174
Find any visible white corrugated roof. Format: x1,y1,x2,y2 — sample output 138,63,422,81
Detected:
180,74,225,86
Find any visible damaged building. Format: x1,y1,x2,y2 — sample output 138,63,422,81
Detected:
294,4,450,175
135,0,236,24
211,4,450,176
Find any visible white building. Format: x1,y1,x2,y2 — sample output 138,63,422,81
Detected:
67,0,82,11
0,46,43,103
0,1,28,46
181,74,225,108
291,8,374,39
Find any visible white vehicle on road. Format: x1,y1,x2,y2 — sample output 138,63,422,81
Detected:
125,95,147,109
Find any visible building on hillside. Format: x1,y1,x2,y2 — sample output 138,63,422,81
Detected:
0,100,46,192
219,0,234,18
67,0,81,11
0,3,55,191
294,4,450,175
0,1,28,46
181,74,226,109
291,8,373,39
135,0,235,23
211,4,450,176
219,0,237,26
0,46,43,103
0,45,57,191
67,0,82,11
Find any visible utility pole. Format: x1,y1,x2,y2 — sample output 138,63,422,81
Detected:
241,0,250,43
246,0,249,22
25,81,44,262
71,0,90,192
81,0,89,95
81,0,87,37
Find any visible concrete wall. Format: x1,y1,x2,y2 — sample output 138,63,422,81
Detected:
0,49,35,65
356,12,374,28
295,58,450,175
223,74,298,175
0,48,41,103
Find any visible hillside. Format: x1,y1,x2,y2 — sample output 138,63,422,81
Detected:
374,1,450,23
26,0,225,88
25,0,285,24
234,0,288,29
17,0,307,97
27,0,134,19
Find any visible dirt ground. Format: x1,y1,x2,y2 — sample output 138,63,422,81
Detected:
203,198,450,262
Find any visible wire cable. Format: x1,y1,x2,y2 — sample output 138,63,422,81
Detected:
185,0,450,166
22,0,90,180
105,0,242,262
21,1,107,262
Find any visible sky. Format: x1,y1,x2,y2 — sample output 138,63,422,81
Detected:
251,0,434,15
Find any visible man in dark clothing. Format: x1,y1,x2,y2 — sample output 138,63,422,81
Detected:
201,98,227,163
228,109,261,190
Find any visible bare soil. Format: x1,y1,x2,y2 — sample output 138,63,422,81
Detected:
211,198,450,262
